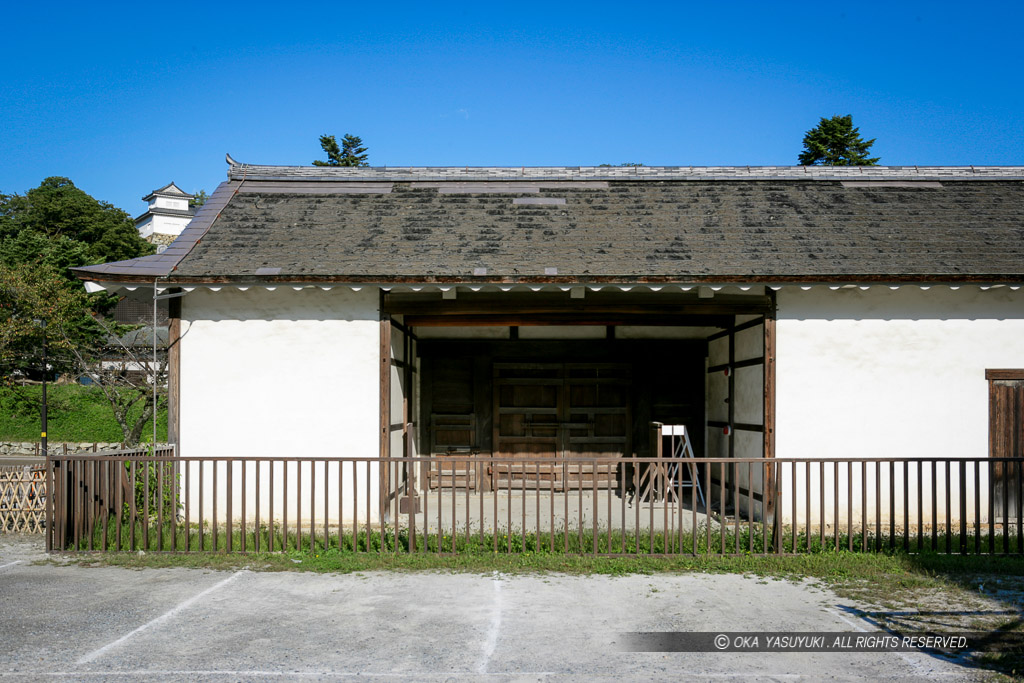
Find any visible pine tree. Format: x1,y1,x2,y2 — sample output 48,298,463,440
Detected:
798,115,879,166
313,134,369,167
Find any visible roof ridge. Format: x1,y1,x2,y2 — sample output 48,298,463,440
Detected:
223,160,1024,182
142,181,193,200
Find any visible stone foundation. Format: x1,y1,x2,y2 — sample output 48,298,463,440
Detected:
0,442,173,456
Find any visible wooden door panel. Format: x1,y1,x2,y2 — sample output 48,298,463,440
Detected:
494,362,630,490
989,374,1024,522
992,381,1024,460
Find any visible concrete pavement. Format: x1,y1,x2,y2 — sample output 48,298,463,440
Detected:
0,537,980,681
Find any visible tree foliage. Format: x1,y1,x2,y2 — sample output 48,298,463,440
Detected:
0,177,154,267
0,177,167,445
798,115,879,166
0,177,154,310
313,134,369,167
189,190,208,208
0,262,98,382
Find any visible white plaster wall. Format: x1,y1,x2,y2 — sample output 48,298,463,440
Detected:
180,287,381,525
154,196,189,210
775,286,1024,525
152,214,191,237
136,217,154,239
137,214,191,240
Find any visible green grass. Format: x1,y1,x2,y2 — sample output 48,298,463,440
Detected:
65,517,1024,562
79,543,1024,595
0,384,167,442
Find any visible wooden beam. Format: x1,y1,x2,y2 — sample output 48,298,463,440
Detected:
708,420,765,433
706,316,766,341
389,357,417,372
986,369,1024,381
389,317,418,340
707,357,765,374
389,301,772,317
405,313,734,327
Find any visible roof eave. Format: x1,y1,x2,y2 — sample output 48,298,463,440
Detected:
70,272,1024,287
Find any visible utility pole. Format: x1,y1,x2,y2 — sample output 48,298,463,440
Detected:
36,318,47,457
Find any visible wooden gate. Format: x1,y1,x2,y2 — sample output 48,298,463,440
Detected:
492,363,630,490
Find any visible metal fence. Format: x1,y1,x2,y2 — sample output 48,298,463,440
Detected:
45,450,1024,555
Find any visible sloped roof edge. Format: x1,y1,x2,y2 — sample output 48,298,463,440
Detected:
75,180,240,280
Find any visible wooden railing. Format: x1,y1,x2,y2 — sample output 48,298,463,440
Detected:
45,446,176,550
46,451,1024,555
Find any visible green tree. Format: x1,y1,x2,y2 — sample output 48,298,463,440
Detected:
313,134,369,167
0,262,97,383
798,115,880,166
0,178,165,445
0,177,154,270
189,190,208,208
0,177,154,317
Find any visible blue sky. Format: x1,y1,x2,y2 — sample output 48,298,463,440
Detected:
1,1,1021,216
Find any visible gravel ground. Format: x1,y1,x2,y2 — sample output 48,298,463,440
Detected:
0,536,985,682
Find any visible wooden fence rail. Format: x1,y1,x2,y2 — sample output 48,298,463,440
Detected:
45,450,1024,556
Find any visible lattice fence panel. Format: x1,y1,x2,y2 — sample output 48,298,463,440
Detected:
0,465,46,534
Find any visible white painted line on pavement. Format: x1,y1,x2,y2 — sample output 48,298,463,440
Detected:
476,571,504,674
828,606,932,676
76,571,244,665
829,608,870,632
0,561,21,571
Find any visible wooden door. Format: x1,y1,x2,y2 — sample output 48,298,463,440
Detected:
493,363,629,490
493,364,563,489
563,364,630,489
989,370,1024,521
425,355,480,489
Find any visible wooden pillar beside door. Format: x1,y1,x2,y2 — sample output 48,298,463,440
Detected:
763,290,778,549
379,307,392,524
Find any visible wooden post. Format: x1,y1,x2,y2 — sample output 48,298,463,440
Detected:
380,311,392,524
168,293,182,449
727,321,736,510
762,293,779,550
